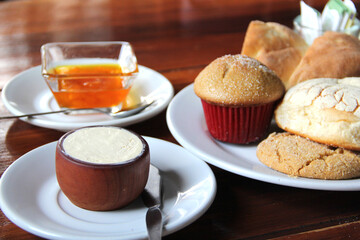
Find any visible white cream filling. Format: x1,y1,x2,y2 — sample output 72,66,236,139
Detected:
63,127,143,164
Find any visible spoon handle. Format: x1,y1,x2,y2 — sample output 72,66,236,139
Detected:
0,108,107,119
0,109,70,119
0,101,154,120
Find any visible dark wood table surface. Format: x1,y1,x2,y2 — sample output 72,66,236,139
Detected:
1,0,360,239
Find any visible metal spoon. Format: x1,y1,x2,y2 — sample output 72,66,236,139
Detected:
142,165,163,240
0,100,154,120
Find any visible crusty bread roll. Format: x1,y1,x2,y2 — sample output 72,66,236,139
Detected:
275,77,360,151
288,32,360,88
241,20,308,90
194,54,284,106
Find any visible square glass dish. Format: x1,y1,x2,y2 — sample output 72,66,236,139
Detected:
41,42,138,110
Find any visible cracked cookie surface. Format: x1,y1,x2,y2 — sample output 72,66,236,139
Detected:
256,132,360,179
275,77,360,151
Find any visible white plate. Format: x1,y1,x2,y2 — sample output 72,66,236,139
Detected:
0,137,216,240
1,65,174,131
166,84,360,191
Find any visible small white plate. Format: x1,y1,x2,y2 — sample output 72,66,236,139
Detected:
0,137,216,240
1,65,174,131
166,84,360,191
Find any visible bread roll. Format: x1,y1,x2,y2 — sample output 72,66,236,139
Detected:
275,77,360,151
241,20,308,89
289,32,360,88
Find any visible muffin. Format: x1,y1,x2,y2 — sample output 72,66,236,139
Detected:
194,54,285,144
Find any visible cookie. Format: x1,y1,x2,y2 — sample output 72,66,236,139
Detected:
256,132,360,179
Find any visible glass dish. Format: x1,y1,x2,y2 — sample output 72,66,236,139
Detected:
293,15,360,44
41,41,138,110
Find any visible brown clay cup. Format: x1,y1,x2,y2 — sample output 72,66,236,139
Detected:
55,126,150,211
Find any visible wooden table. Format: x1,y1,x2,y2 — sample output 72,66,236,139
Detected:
1,0,360,239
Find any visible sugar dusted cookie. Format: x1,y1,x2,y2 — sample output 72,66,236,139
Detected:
256,132,360,180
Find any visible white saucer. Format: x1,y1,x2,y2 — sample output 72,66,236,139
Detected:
0,137,216,240
1,65,174,131
166,84,360,191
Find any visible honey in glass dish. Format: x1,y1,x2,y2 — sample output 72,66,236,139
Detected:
41,42,139,109
46,63,138,109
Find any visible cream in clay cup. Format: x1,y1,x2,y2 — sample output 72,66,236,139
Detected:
56,126,150,211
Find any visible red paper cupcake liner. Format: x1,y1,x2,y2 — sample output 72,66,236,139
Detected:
201,100,275,144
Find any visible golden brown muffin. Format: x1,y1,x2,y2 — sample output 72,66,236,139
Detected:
257,132,360,180
194,54,285,144
241,20,308,90
194,54,285,106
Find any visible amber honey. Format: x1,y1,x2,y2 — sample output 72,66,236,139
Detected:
45,63,138,109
